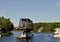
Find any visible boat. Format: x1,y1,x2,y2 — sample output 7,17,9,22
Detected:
0,35,2,37
16,18,33,39
16,32,33,39
53,35,60,37
16,33,26,39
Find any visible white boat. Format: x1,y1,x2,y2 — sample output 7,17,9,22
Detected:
16,33,26,39
53,35,60,37
16,32,33,39
0,35,1,37
20,33,26,39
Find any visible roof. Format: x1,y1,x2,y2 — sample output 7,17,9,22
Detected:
20,18,33,22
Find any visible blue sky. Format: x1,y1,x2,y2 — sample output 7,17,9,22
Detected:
0,0,60,27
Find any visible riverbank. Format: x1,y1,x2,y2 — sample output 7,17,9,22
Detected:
1,32,12,36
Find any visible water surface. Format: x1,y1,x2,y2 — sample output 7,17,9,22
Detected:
0,31,60,42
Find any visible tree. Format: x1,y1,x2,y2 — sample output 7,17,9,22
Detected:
33,22,60,32
0,16,14,33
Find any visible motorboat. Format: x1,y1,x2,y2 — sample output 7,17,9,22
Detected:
0,35,2,37
16,33,26,39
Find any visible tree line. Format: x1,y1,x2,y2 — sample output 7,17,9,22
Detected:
1,16,60,33
33,22,60,32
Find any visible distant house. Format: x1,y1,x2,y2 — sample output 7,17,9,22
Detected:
54,28,60,35
54,28,60,37
37,27,43,32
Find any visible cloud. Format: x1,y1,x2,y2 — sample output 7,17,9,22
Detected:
56,3,60,9
0,10,7,13
56,3,60,6
0,10,7,15
56,0,60,10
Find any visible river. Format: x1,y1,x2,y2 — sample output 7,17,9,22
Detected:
0,31,60,42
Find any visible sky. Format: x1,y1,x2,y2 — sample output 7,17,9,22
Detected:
0,0,60,27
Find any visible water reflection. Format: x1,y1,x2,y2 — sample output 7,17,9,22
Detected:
0,31,59,42
26,39,32,42
16,38,32,42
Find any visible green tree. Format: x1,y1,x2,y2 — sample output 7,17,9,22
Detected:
33,22,60,32
0,16,14,33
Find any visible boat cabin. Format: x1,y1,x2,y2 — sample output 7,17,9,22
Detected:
19,18,33,30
